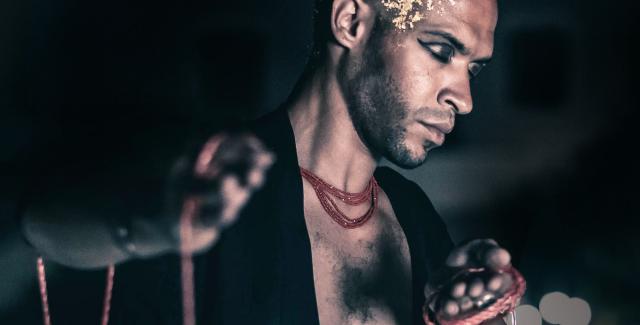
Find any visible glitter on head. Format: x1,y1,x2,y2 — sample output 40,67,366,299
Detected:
380,0,427,30
380,0,458,30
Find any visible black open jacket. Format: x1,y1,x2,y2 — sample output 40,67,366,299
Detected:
16,108,454,325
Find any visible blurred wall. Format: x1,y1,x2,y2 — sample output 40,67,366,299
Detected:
2,0,638,323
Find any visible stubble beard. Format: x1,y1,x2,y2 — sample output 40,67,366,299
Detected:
342,30,429,169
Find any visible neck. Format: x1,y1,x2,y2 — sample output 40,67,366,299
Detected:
287,64,378,193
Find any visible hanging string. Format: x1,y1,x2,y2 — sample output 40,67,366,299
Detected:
100,265,116,325
179,198,199,325
36,257,51,325
510,308,517,325
37,257,115,325
177,133,229,325
176,134,227,325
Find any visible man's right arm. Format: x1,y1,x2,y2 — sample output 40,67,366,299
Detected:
21,179,176,269
20,133,273,269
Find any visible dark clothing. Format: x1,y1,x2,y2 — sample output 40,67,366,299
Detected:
113,108,453,325
17,108,454,325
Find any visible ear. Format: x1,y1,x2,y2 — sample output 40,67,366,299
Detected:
330,0,375,51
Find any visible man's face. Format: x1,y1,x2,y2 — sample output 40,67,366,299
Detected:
342,0,497,168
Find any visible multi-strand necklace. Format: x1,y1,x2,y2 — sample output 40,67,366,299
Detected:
299,166,379,229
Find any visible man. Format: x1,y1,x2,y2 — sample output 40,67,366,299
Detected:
21,0,517,324
280,0,510,323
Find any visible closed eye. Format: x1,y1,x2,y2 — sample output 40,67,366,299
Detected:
419,40,455,64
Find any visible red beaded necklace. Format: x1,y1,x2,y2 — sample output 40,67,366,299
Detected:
299,166,379,229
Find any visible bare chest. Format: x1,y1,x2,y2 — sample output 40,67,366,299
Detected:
302,185,413,325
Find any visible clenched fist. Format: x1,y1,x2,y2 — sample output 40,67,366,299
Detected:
166,133,274,254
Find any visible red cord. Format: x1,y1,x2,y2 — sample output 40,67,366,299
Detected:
179,199,198,325
37,257,115,325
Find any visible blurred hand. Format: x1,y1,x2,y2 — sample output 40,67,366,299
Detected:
168,133,274,254
423,239,514,325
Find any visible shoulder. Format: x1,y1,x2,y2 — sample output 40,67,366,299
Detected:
374,166,420,192
247,107,291,150
375,166,454,270
374,166,438,213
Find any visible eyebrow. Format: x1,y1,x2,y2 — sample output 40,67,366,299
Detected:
423,30,493,64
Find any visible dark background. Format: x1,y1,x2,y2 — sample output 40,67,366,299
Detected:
1,0,638,324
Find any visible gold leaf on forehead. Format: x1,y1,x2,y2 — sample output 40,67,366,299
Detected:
381,0,430,31
426,0,434,10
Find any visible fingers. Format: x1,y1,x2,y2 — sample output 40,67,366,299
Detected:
468,278,484,298
451,282,466,298
445,238,511,271
194,133,274,184
426,239,515,322
442,299,460,317
436,271,515,319
219,175,250,226
459,297,473,312
445,249,469,268
185,133,274,228
195,134,227,178
487,274,504,292
207,133,273,208
163,133,275,254
485,247,511,271
247,149,275,189
450,273,511,298
194,132,274,190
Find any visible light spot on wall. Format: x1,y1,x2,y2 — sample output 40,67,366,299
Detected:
539,292,592,325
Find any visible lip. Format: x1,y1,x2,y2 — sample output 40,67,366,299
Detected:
418,120,454,135
417,122,446,147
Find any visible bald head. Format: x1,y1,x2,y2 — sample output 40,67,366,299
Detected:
377,0,498,32
311,0,498,64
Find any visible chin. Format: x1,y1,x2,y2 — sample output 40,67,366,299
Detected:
385,141,429,169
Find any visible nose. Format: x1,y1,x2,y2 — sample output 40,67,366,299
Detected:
436,74,473,115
